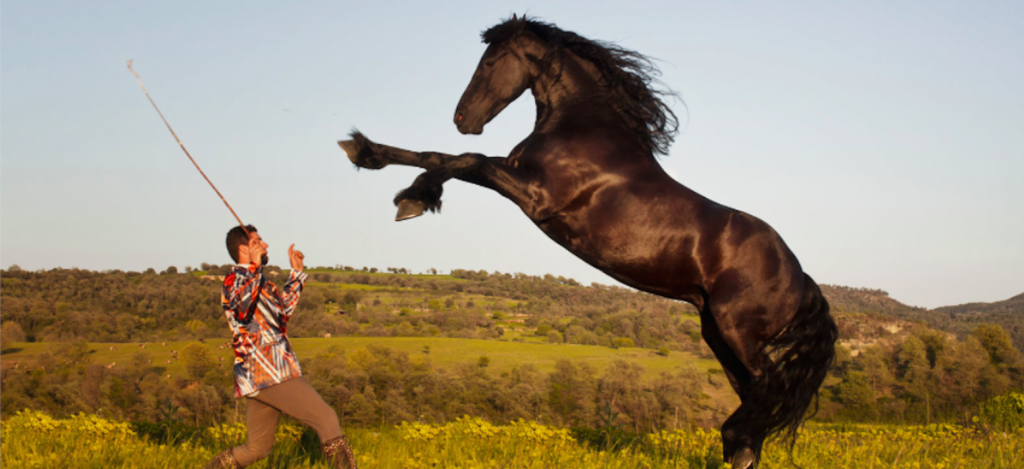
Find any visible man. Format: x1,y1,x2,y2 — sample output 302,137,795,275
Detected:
206,225,356,469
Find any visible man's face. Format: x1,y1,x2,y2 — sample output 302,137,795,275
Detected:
248,231,269,265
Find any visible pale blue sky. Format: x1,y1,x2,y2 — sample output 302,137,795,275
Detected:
2,1,1022,308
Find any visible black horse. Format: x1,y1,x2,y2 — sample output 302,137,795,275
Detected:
339,16,836,468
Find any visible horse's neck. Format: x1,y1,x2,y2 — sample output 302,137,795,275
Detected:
531,52,606,131
529,54,653,169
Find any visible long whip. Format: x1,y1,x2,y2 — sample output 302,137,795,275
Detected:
127,59,249,236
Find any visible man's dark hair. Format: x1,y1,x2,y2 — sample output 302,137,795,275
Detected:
226,225,257,263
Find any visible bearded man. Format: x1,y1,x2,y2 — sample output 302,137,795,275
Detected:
205,225,356,469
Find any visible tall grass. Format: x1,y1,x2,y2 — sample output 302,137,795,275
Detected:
2,410,1022,468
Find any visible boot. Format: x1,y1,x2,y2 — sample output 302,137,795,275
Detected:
204,449,241,469
321,435,357,469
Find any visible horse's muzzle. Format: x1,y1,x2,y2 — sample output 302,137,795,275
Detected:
454,112,484,135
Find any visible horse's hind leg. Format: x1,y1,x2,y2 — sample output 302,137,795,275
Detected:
701,305,750,396
701,305,764,468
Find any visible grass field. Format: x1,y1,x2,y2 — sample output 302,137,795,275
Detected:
3,410,1022,469
0,336,722,380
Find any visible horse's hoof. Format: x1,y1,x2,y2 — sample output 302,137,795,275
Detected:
338,132,389,169
731,447,756,469
396,199,426,221
338,139,357,157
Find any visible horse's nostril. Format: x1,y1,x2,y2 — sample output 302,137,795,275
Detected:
457,114,464,122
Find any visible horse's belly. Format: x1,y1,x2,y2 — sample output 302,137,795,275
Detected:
535,216,706,304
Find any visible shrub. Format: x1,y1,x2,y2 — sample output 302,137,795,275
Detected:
979,392,1024,432
612,337,636,349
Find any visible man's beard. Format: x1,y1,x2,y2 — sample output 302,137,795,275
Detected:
261,253,269,266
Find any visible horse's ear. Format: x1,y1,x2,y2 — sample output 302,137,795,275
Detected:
513,13,526,31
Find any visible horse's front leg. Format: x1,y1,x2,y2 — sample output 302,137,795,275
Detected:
389,151,528,221
338,131,544,221
338,130,449,171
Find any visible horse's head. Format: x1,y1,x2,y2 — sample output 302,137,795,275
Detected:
454,15,541,135
455,16,679,155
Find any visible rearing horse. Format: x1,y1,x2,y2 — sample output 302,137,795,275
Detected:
339,16,836,468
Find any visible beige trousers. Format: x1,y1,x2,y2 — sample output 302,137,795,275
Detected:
230,377,343,467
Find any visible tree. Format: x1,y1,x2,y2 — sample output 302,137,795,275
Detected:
185,319,207,339
164,266,178,275
342,291,364,310
549,359,597,427
128,351,153,385
382,388,414,425
837,370,877,416
651,365,703,429
858,345,895,398
972,324,1023,370
180,343,216,382
1,321,26,347
177,383,222,426
394,322,415,337
833,343,853,375
936,336,989,407
898,335,936,422
599,360,657,433
347,386,379,426
535,324,552,336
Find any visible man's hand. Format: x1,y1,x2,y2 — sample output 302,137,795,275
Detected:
288,244,305,272
248,236,267,267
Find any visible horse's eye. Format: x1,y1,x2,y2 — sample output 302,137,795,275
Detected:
484,60,496,67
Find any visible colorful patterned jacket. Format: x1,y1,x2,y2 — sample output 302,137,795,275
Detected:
221,264,308,397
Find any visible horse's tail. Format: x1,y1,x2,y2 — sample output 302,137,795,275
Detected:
751,273,837,447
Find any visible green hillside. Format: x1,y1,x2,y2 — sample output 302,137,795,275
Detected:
821,284,1024,351
1,265,1021,432
0,265,703,355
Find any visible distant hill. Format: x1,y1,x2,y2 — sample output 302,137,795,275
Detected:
929,292,1024,351
820,285,926,317
820,284,1024,352
819,285,921,355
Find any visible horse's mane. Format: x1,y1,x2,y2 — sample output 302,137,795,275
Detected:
483,16,679,156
